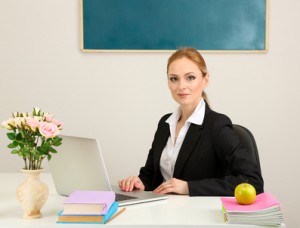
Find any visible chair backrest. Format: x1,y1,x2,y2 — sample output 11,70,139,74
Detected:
232,124,262,175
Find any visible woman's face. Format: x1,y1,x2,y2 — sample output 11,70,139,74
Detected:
167,57,209,108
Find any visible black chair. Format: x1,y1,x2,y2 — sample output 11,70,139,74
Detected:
232,124,262,175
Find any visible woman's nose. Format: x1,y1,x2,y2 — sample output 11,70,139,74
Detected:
178,80,187,90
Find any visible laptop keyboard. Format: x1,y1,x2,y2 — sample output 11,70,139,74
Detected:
115,193,138,202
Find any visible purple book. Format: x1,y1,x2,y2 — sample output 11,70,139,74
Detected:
63,190,116,215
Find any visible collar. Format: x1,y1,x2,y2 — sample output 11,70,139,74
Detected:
166,99,206,126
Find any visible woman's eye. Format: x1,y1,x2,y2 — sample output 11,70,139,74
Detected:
187,75,196,81
169,77,177,82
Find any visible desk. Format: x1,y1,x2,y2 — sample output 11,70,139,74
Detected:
0,173,285,227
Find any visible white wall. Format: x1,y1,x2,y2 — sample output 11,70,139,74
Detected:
0,0,299,227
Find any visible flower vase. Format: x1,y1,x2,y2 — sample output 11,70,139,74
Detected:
16,169,49,219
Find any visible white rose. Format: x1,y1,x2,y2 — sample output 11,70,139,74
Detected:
1,118,15,130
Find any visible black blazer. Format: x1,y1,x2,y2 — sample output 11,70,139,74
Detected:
139,103,264,196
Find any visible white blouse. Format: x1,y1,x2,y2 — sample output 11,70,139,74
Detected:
159,99,206,181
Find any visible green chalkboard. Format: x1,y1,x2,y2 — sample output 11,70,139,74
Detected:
80,0,268,52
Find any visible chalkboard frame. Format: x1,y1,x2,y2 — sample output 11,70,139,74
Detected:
80,0,269,53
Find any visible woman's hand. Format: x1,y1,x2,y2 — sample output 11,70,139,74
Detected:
153,178,189,195
118,176,145,192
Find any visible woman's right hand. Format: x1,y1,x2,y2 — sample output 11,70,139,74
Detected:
118,176,145,192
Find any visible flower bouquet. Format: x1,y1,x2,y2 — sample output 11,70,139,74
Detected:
1,107,63,170
1,107,64,218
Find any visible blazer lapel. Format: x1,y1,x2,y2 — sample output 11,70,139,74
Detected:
173,103,211,178
153,121,170,171
173,123,203,178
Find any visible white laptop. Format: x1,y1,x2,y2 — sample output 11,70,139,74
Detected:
48,135,168,206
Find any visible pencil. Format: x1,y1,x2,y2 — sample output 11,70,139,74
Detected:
105,207,126,224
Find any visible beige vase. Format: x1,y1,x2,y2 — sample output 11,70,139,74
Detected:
16,169,49,219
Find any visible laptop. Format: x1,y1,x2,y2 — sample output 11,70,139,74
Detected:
48,135,168,206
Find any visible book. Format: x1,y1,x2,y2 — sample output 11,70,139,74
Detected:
57,201,119,224
220,192,284,226
62,190,115,215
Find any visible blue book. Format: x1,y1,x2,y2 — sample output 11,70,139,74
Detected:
57,202,119,224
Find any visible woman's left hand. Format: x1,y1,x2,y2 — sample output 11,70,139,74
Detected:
153,178,189,195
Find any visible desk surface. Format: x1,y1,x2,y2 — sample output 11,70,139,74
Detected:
0,173,285,227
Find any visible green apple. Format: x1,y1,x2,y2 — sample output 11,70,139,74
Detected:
234,182,256,205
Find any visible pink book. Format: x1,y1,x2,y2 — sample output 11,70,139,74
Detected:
63,190,115,215
220,192,280,212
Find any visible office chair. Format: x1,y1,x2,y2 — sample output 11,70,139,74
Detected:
232,124,262,175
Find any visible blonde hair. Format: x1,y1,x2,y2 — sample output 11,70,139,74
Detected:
167,47,209,104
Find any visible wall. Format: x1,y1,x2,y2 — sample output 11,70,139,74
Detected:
0,0,299,227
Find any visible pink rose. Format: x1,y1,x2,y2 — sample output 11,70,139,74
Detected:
39,122,59,138
51,118,64,130
44,113,53,122
26,117,41,131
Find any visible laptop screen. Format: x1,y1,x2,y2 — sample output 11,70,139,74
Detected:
48,135,112,196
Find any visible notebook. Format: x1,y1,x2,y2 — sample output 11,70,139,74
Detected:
48,135,168,206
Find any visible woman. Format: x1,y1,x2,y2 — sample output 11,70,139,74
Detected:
118,48,264,196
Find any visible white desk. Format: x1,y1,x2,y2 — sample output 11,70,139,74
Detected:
0,173,285,227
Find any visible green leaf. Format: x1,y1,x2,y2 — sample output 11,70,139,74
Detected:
7,142,18,149
11,149,19,154
7,132,15,140
49,147,57,153
16,133,23,141
22,149,30,157
18,142,25,148
42,142,50,151
52,141,62,146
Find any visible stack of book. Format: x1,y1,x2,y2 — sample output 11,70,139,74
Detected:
220,192,284,226
57,190,119,224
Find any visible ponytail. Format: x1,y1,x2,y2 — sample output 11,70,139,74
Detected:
202,91,210,106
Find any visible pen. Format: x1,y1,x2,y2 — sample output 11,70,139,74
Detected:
105,207,126,224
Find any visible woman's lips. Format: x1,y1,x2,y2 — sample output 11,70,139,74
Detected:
178,93,189,98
